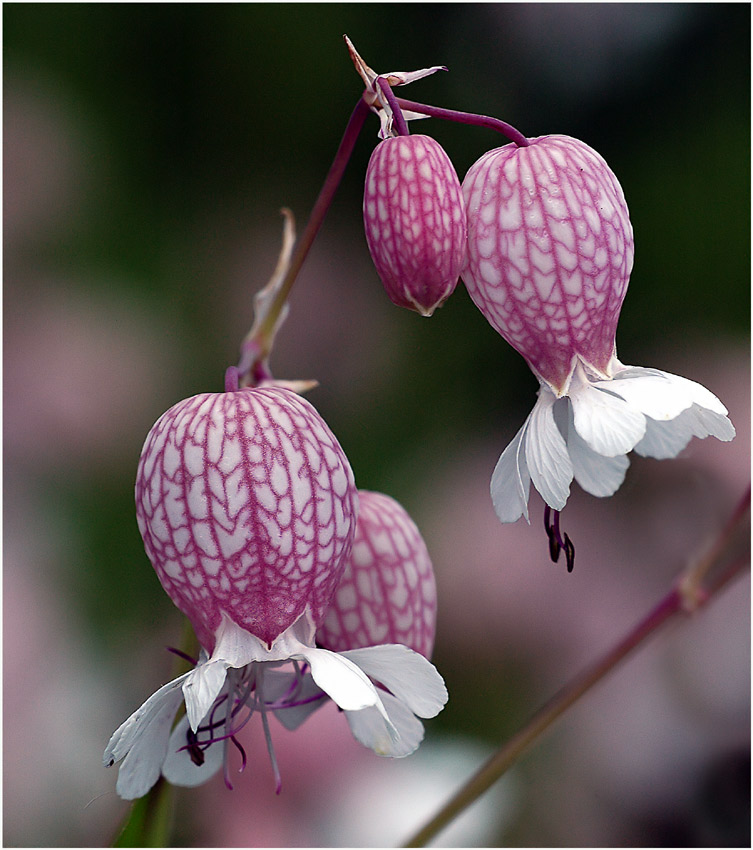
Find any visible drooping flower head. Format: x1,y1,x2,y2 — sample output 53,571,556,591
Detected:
106,385,447,798
363,134,467,316
461,135,734,558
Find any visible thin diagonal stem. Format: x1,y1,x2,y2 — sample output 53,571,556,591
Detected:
242,97,370,367
404,486,750,847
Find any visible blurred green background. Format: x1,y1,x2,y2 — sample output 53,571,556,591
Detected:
4,4,750,847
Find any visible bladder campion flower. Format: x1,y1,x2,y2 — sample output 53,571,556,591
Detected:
104,384,446,798
363,134,466,316
461,135,734,561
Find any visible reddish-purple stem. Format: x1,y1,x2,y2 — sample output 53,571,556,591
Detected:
377,77,410,136
395,97,529,146
237,97,371,377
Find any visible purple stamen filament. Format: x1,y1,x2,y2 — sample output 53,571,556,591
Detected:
166,646,198,666
177,660,333,793
544,506,575,572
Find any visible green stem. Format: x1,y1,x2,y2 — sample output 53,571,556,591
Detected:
110,617,197,847
112,777,174,848
404,487,750,847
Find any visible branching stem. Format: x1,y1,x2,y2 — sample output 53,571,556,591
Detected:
238,97,370,373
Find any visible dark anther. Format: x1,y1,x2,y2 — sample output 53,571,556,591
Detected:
185,727,205,766
544,506,575,572
564,533,575,573
188,743,205,766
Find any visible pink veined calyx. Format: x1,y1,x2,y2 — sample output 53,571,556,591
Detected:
363,133,467,317
104,384,447,799
347,35,467,317
461,134,735,568
268,489,444,758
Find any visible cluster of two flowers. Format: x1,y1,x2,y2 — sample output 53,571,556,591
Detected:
105,387,447,799
362,128,734,556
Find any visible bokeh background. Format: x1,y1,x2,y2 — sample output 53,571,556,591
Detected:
4,3,750,847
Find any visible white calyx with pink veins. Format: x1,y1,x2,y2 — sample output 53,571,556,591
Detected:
461,134,735,528
104,386,447,799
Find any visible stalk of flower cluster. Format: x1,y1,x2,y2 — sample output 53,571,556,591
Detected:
237,96,371,381
403,485,750,848
395,97,529,147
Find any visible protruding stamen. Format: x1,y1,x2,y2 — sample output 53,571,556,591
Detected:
166,646,198,666
544,506,575,572
230,734,247,773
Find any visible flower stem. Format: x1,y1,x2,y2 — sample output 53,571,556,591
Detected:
377,77,410,136
240,97,370,371
403,486,750,848
112,778,174,848
395,97,529,146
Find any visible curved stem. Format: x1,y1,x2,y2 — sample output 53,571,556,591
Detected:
377,77,410,136
240,97,370,371
403,487,750,847
395,97,529,146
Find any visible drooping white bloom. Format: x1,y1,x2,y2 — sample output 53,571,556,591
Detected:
491,360,735,526
461,135,735,535
104,387,447,798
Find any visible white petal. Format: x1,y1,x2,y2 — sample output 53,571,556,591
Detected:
383,66,447,87
635,404,735,459
266,670,328,731
491,417,532,523
569,382,646,457
524,390,573,510
649,368,730,416
597,366,728,422
346,691,425,758
210,611,273,668
180,610,312,732
161,714,226,787
300,646,385,713
686,405,736,441
183,660,229,732
633,415,695,459
566,411,631,497
342,645,448,719
110,687,184,800
104,674,187,766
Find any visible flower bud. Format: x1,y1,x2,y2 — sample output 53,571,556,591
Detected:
317,490,437,659
461,135,634,393
363,134,467,317
135,386,358,651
